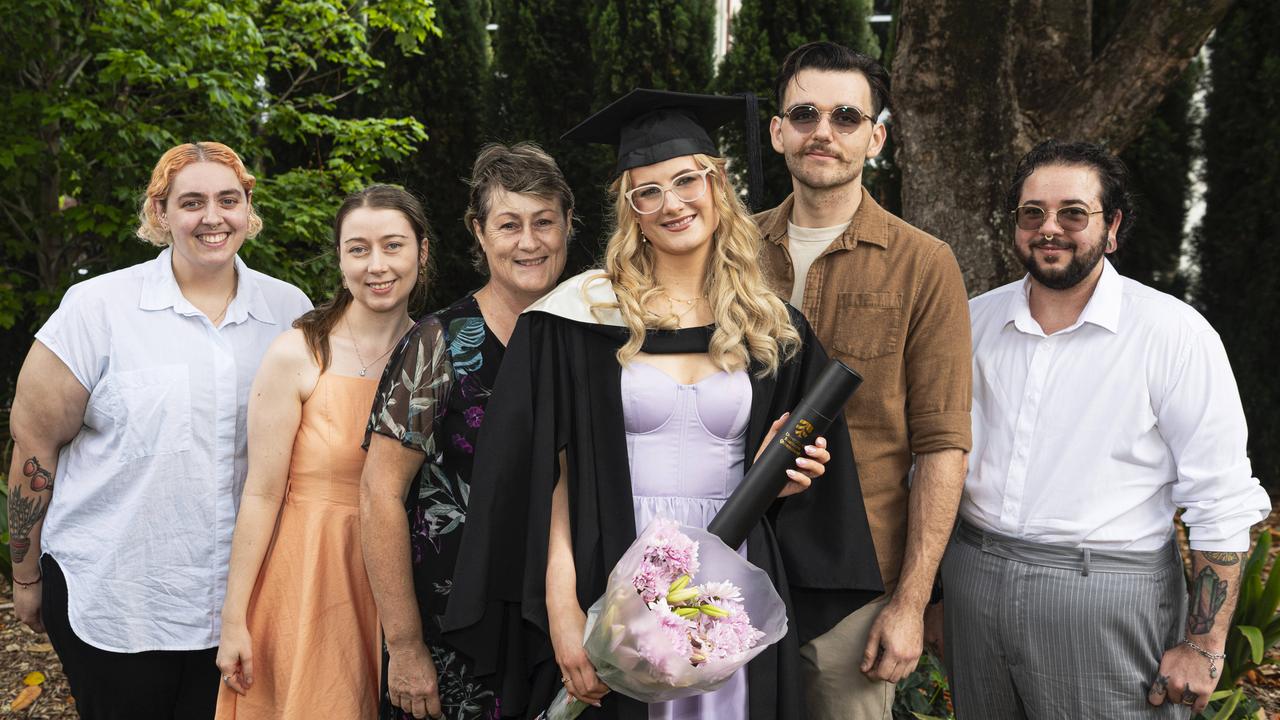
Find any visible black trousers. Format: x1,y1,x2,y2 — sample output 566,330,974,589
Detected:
41,555,221,720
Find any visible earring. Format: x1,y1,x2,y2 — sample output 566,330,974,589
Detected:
641,232,650,244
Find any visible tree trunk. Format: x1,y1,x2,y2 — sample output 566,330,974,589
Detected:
892,0,1233,295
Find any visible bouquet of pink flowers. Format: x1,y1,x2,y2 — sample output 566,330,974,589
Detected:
540,519,788,719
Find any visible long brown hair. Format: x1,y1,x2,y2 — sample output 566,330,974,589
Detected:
295,185,431,371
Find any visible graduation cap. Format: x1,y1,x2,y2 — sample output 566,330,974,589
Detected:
562,88,765,211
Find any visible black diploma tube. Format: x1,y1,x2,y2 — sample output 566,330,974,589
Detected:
707,359,862,549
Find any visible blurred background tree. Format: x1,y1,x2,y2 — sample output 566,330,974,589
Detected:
1195,0,1280,504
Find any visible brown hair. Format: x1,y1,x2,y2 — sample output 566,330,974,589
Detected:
463,142,574,273
774,41,891,117
136,142,263,246
294,185,432,371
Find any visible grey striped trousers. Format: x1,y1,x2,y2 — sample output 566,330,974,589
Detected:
941,521,1190,719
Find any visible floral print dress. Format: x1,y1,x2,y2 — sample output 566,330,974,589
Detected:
366,294,506,720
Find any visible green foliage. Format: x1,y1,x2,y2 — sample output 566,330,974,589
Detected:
893,651,953,720
486,0,716,276
357,0,491,310
488,0,608,273
589,0,716,99
0,0,439,397
714,0,879,209
0,477,10,585
1219,531,1280,685
1195,0,1280,493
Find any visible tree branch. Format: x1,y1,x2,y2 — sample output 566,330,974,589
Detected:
1048,0,1234,150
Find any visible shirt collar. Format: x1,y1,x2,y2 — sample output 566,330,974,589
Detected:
760,186,890,250
1008,258,1122,337
139,247,277,325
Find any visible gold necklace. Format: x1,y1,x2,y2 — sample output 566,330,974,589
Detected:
662,291,705,322
346,316,409,377
209,271,238,327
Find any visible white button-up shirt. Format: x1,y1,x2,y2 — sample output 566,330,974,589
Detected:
35,248,312,652
964,259,1270,552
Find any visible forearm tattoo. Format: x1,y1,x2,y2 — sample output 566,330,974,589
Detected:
1188,565,1230,635
1201,551,1242,566
8,456,54,564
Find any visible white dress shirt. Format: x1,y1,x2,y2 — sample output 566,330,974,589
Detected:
964,259,1269,552
35,248,312,652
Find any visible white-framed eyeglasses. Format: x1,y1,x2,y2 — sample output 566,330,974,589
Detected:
624,167,714,215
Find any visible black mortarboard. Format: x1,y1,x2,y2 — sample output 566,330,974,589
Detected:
562,88,764,210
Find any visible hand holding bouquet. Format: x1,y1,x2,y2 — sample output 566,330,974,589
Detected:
541,519,787,719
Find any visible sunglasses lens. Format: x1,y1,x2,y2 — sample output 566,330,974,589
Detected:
1015,207,1046,231
788,105,820,128
830,107,865,132
1057,207,1090,231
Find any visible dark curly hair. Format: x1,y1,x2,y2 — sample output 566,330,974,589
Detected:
1005,140,1136,249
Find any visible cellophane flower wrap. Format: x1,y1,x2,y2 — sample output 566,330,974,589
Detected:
541,519,788,719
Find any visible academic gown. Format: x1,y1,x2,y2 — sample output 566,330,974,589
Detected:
442,271,883,719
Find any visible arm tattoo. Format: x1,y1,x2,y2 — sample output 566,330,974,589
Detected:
22,456,54,491
1188,565,1229,635
1201,551,1242,566
7,486,49,564
8,455,54,564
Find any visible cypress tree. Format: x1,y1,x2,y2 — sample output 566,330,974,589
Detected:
488,0,717,272
1195,0,1280,492
589,0,717,98
488,0,608,274
715,0,879,209
361,0,491,309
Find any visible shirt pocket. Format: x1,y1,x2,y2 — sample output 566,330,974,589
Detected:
108,364,193,460
832,291,903,360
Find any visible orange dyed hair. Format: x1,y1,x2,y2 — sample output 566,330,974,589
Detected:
136,141,264,246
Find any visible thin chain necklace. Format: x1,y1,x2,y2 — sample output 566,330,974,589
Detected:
662,290,705,322
209,270,238,327
346,315,409,377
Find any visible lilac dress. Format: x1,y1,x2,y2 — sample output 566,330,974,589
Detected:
621,361,752,720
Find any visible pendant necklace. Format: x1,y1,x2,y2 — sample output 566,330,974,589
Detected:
347,316,407,377
663,290,704,322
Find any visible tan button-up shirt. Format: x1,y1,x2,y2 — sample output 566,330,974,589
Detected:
755,189,973,589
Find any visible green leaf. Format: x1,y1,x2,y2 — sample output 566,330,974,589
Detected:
1237,625,1265,664
1205,687,1242,720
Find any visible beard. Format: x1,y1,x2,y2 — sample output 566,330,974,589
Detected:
784,142,861,190
1016,234,1108,290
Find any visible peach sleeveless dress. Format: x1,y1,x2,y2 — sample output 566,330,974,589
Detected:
215,373,381,719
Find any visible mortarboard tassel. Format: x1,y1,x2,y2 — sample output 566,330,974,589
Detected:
739,92,764,213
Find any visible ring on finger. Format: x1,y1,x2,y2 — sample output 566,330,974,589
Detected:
1180,689,1197,705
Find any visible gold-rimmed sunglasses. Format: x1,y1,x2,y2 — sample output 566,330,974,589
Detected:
1012,205,1105,232
780,104,874,134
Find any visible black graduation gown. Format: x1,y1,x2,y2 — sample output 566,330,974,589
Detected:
442,275,883,719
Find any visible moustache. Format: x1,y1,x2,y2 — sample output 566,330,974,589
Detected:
1030,238,1074,250
799,144,843,160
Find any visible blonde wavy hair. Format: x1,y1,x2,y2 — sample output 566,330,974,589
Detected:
594,153,800,377
136,141,263,246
